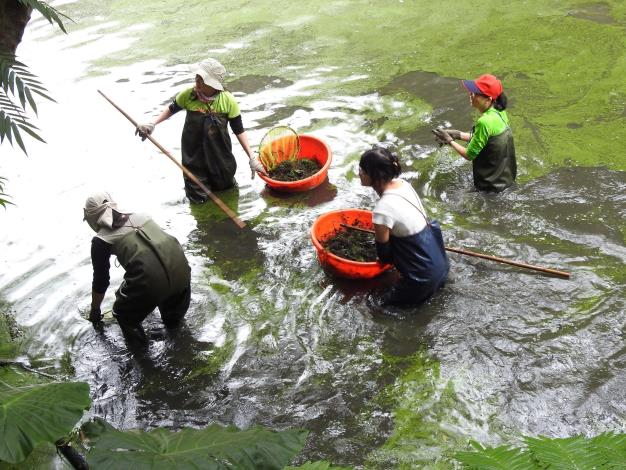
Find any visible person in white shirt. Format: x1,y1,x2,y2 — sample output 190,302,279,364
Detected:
359,146,448,306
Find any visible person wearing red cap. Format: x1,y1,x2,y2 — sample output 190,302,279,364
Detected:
432,74,516,192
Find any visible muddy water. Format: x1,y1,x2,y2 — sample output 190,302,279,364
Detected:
1,2,625,468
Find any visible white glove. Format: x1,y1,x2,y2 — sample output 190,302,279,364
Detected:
249,155,267,178
135,122,155,141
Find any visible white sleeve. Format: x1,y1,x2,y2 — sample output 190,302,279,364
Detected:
373,199,395,229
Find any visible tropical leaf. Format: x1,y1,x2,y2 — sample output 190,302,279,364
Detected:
0,56,50,154
285,461,354,469
82,417,308,469
16,0,71,33
525,435,606,470
586,433,626,469
0,381,91,464
0,55,55,106
454,440,535,470
0,176,12,207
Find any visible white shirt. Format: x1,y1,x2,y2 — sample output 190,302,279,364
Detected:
373,179,427,237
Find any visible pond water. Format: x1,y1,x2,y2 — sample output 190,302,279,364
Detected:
1,1,625,468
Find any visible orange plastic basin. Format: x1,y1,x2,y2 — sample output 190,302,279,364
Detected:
259,134,332,192
310,209,393,279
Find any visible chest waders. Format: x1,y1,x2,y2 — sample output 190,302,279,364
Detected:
383,192,449,306
111,220,191,327
181,109,237,202
472,126,517,192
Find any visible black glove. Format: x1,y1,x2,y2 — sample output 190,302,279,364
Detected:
135,123,155,141
376,241,393,264
88,306,103,323
432,128,453,145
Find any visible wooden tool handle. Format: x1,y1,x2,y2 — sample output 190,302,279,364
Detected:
98,90,245,229
339,223,570,279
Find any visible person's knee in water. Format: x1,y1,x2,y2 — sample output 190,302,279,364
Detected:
358,146,449,307
83,191,192,341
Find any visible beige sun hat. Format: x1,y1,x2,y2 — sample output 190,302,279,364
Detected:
83,191,117,232
192,58,226,91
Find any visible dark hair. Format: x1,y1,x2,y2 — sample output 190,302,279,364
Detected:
359,146,401,185
493,92,508,111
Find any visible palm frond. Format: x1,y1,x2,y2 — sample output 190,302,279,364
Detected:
0,177,13,208
16,0,72,33
0,54,55,112
525,435,606,470
587,432,626,468
454,441,534,470
0,56,50,154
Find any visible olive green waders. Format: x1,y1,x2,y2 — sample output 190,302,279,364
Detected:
112,220,190,330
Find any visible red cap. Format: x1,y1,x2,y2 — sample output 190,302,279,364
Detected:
462,74,503,100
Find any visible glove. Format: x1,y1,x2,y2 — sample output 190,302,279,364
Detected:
88,306,103,323
249,155,267,178
432,128,453,145
446,129,462,140
135,123,155,141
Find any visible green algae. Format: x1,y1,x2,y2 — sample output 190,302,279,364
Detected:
364,350,468,469
54,0,626,180
0,303,21,360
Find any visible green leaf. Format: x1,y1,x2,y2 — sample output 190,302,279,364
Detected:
587,433,626,469
525,435,606,470
25,88,37,114
11,122,27,154
82,418,307,470
16,0,71,33
17,123,46,143
454,441,535,470
285,461,354,469
0,381,91,464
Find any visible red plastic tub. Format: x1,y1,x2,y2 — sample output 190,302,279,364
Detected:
310,209,393,279
259,134,332,192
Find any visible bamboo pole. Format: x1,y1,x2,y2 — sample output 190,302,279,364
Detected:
339,223,570,279
97,90,245,229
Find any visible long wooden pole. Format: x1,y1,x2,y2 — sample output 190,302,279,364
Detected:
339,223,570,279
97,90,246,229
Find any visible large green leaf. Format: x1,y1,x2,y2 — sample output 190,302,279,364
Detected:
525,435,606,470
0,381,90,464
82,418,307,469
587,432,626,468
454,441,535,470
285,461,353,469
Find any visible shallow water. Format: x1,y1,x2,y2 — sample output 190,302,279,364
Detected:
1,1,625,468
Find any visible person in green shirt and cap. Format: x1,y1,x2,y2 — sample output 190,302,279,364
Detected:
136,58,266,203
432,74,517,192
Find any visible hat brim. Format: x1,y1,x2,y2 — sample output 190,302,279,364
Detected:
462,79,482,94
194,70,224,91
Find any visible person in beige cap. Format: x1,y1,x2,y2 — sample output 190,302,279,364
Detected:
84,191,191,344
136,58,266,203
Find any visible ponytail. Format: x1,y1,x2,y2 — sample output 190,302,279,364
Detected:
359,145,402,185
493,92,508,111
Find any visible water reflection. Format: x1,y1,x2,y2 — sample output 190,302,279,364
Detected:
259,179,337,207
188,187,265,281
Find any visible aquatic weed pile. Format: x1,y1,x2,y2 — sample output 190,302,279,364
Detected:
323,228,377,262
268,158,321,181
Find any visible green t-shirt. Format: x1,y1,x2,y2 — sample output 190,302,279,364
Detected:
466,108,510,161
175,88,240,118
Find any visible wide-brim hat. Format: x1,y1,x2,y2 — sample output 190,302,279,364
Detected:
462,74,503,100
192,58,225,91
